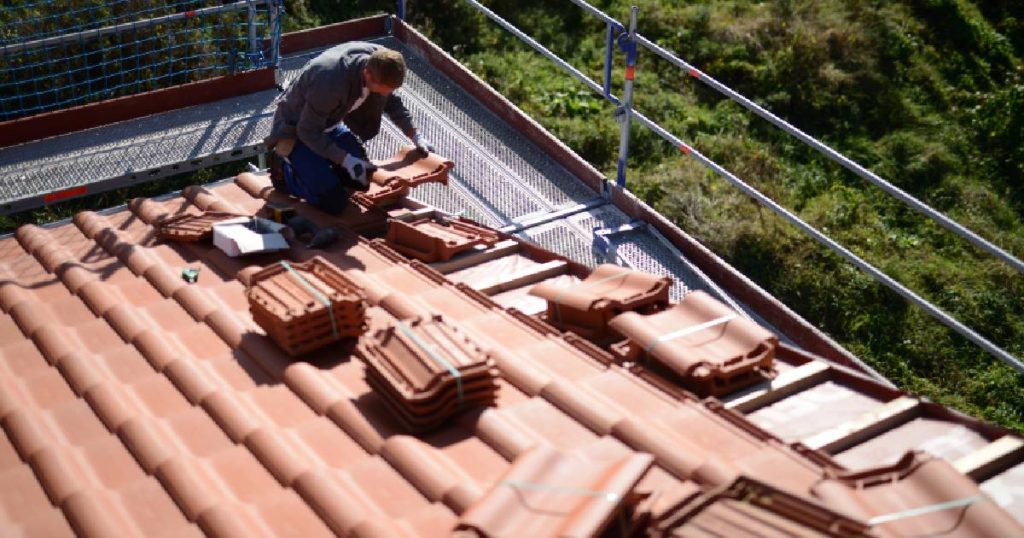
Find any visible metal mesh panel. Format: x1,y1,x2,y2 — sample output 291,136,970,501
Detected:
0,50,313,206
380,38,598,209
517,221,601,267
0,0,283,120
373,124,502,227
562,206,687,301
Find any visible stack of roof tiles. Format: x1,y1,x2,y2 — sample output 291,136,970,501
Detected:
247,256,367,356
356,315,499,432
156,211,242,242
386,216,501,263
611,290,778,397
529,264,671,340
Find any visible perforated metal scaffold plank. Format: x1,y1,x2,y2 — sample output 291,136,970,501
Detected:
0,35,593,218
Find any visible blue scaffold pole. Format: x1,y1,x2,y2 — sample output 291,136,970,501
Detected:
615,6,638,189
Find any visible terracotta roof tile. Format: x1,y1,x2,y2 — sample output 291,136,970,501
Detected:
157,211,245,243
456,445,654,538
0,462,76,536
530,263,671,340
610,290,778,396
352,148,454,209
247,257,368,356
813,452,1024,537
654,476,872,537
385,216,500,263
491,273,580,315
2,169,1021,535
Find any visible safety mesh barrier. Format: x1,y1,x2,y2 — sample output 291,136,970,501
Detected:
0,0,282,121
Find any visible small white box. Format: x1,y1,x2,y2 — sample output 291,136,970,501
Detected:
212,217,289,257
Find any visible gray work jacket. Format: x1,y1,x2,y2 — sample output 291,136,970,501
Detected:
267,42,415,163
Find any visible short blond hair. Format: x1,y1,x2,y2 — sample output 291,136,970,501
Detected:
367,49,406,88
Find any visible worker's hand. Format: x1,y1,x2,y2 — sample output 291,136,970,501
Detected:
341,154,371,188
412,133,435,155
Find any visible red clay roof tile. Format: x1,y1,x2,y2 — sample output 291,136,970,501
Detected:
813,452,1024,537
2,169,1021,536
386,216,501,263
456,445,654,538
610,290,778,396
247,257,368,356
158,211,245,243
530,263,671,340
352,148,454,209
655,475,872,537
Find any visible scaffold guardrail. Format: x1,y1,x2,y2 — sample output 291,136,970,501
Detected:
0,0,283,121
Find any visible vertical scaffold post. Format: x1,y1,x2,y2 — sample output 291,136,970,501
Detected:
603,23,615,99
246,0,259,68
397,0,407,20
267,0,282,67
615,6,639,189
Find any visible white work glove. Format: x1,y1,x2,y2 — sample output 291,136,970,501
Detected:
412,132,435,155
341,153,371,188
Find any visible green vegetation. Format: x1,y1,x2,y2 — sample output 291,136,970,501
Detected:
6,1,1022,431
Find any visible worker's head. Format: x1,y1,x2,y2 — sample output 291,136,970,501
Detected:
363,49,406,96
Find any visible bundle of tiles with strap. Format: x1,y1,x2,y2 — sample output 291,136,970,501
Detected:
356,315,499,432
247,256,367,356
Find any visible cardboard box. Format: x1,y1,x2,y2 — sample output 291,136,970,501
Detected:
213,217,289,257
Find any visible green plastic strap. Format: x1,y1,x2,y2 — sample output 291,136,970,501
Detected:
396,321,463,405
500,480,621,503
280,261,337,337
867,495,983,526
552,270,630,324
644,313,736,354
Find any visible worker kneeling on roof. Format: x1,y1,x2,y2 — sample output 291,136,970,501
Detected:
264,42,434,214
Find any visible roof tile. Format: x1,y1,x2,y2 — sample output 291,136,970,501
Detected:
0,463,76,537
456,445,654,538
385,216,500,263
655,475,872,537
530,263,671,340
247,257,368,356
813,452,1024,537
3,165,1021,535
610,290,777,397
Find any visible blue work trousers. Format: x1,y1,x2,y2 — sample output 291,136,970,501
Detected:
284,125,367,215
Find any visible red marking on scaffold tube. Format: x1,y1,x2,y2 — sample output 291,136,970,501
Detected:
185,10,197,18
688,68,700,79
679,144,691,155
42,186,88,203
625,66,636,81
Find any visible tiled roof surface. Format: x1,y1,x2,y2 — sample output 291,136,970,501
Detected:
1,168,1021,537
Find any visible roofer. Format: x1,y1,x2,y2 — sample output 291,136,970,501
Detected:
264,42,433,214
